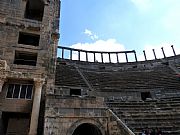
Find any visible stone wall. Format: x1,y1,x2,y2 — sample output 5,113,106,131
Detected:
0,0,60,134
0,111,3,135
44,95,135,135
44,96,108,135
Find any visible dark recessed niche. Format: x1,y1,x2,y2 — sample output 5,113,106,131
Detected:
162,61,169,66
18,32,40,46
99,66,105,70
14,51,37,66
70,89,81,96
141,92,151,101
25,0,44,21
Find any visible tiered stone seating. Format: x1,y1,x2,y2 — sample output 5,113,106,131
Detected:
55,62,87,87
80,66,180,92
106,98,180,135
55,56,180,135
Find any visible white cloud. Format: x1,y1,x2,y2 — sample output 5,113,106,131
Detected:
130,0,152,12
71,39,125,51
84,29,99,40
70,39,128,62
84,29,92,36
138,43,180,61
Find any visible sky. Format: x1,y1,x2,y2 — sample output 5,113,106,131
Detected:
59,0,180,62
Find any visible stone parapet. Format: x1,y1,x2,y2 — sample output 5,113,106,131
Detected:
46,96,105,109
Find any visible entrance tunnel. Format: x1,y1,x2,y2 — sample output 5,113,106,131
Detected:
72,123,102,135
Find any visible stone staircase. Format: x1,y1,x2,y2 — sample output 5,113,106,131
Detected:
55,62,88,87
107,109,135,135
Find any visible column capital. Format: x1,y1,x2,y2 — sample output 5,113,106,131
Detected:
0,77,7,83
0,60,8,71
0,77,7,82
34,78,45,87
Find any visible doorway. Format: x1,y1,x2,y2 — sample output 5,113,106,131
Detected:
141,92,151,101
72,123,102,135
1,112,30,135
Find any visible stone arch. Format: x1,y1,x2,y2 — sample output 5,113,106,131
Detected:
67,118,106,135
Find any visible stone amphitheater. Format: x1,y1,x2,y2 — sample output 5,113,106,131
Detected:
0,0,180,135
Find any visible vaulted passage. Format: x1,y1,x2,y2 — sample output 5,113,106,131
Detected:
72,123,102,135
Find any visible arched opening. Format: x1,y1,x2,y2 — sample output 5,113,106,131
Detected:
72,123,102,135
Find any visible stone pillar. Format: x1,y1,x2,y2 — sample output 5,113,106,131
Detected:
108,53,111,63
171,45,176,56
161,47,166,58
134,51,138,62
94,53,96,62
70,49,72,60
29,78,45,135
0,78,6,93
62,48,64,59
86,52,88,62
116,53,119,63
125,53,128,62
101,53,104,63
152,49,157,59
78,51,80,61
143,50,147,61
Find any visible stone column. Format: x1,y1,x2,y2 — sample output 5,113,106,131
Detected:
134,51,137,62
29,78,45,135
70,49,73,60
86,52,88,62
116,53,119,63
78,51,80,61
0,78,6,93
143,50,147,61
108,53,111,63
171,45,176,56
62,48,64,59
152,49,157,60
161,47,166,58
101,53,104,63
125,53,128,62
93,53,96,62
0,77,6,93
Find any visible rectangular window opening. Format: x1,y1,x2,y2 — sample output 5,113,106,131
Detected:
2,112,30,135
141,92,151,101
18,32,40,46
6,84,33,100
14,51,37,66
25,0,44,21
70,89,81,96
